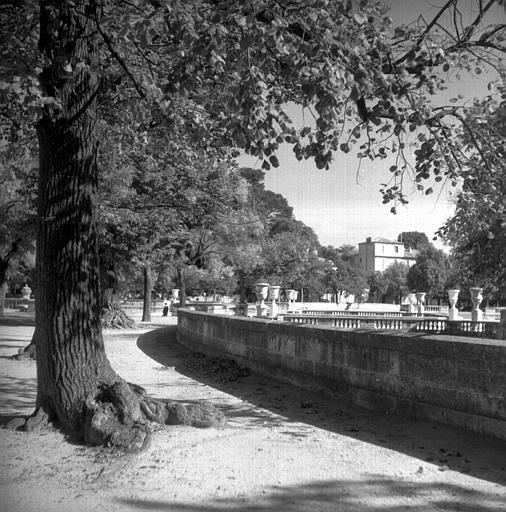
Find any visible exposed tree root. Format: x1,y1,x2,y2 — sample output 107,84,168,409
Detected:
94,430,152,484
82,380,226,451
101,305,137,330
3,407,50,432
10,341,36,361
3,378,226,457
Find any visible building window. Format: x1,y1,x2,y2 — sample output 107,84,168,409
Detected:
394,246,399,253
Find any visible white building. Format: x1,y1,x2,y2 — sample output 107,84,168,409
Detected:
355,237,417,274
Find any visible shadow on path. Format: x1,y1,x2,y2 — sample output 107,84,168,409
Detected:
118,478,505,512
0,311,35,327
137,326,506,487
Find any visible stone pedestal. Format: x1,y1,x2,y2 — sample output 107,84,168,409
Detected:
447,289,460,320
21,284,32,300
469,287,483,322
255,283,269,318
416,292,426,315
268,286,280,318
408,293,417,315
285,289,295,312
498,310,506,340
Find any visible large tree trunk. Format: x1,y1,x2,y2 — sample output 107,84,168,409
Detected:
36,0,118,436
28,0,224,447
142,264,152,322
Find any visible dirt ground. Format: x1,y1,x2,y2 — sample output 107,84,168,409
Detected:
1,310,506,512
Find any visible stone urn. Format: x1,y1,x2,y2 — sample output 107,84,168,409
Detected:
285,289,295,312
268,285,280,318
171,288,180,300
21,284,32,301
254,283,270,317
469,287,483,322
408,293,417,315
416,292,426,315
447,289,460,320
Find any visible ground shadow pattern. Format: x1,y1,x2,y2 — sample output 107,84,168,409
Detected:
118,478,506,511
137,326,506,487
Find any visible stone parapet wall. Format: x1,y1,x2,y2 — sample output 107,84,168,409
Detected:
177,309,506,440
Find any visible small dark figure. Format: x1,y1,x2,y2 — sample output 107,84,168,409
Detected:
162,302,169,317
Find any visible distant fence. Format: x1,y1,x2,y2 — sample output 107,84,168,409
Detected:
120,299,161,311
3,298,35,311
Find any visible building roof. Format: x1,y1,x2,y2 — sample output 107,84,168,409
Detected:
360,237,402,245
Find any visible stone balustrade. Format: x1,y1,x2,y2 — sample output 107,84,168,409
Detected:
177,309,506,440
302,310,410,317
284,313,503,339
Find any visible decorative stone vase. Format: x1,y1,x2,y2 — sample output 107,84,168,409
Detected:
408,293,417,315
469,287,483,322
447,289,460,320
171,288,180,300
21,284,32,301
268,285,280,318
285,289,295,312
255,283,269,317
268,286,280,301
416,292,426,315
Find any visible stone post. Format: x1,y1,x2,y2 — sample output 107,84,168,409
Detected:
469,287,483,322
498,310,506,340
416,292,426,315
268,285,280,318
21,284,32,300
447,289,460,320
255,283,269,318
285,289,295,312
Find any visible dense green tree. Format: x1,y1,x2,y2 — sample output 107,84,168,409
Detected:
319,244,366,300
323,258,367,301
259,221,320,288
406,246,452,302
439,80,506,302
0,160,37,316
397,232,430,251
368,262,409,304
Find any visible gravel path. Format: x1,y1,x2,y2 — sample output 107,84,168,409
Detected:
1,313,505,511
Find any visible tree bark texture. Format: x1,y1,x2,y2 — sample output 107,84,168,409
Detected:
33,1,224,445
36,0,117,432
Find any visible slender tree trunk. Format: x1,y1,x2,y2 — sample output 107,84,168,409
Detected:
0,278,7,317
1,253,14,316
177,267,186,307
142,263,152,322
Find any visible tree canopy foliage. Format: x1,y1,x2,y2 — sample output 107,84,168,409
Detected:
368,261,409,304
439,81,506,300
406,245,453,300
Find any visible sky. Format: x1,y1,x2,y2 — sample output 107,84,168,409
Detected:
238,0,503,249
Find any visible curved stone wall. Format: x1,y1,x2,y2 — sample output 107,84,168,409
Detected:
177,309,506,440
